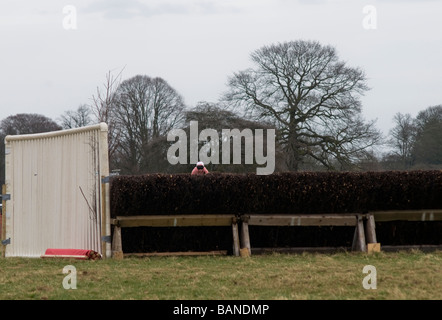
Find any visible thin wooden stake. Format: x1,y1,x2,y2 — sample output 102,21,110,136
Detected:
112,225,124,260
101,177,107,258
364,214,377,244
352,215,367,252
240,217,251,257
232,222,240,257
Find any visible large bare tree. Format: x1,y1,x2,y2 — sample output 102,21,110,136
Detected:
412,105,442,166
0,113,61,135
181,101,285,173
224,40,382,171
113,75,186,174
90,69,124,170
387,112,416,169
0,113,61,185
59,104,93,129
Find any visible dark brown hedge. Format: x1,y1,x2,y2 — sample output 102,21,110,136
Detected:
110,170,442,217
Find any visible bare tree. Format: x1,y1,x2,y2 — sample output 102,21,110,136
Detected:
388,112,416,169
89,69,126,172
224,40,382,171
412,105,442,166
113,75,186,174
414,105,442,131
0,113,61,185
182,101,286,173
0,113,61,135
59,104,93,129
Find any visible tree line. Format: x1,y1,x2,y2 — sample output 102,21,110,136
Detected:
1,40,441,185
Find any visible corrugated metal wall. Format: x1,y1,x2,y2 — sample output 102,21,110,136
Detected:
3,123,110,258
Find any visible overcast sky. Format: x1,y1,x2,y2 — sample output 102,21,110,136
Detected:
1,0,441,137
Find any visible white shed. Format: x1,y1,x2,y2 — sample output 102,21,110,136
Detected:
1,123,110,258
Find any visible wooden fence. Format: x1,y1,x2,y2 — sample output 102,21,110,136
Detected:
111,214,240,259
110,209,442,258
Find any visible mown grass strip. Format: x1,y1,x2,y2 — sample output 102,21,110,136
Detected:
0,250,441,300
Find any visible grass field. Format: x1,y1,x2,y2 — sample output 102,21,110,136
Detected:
0,250,441,300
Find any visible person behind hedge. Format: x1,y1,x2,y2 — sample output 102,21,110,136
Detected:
191,161,209,175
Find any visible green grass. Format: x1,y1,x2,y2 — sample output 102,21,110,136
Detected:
0,250,441,300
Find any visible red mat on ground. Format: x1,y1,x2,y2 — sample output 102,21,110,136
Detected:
41,248,101,260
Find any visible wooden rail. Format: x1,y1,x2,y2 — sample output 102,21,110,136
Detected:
112,214,237,228
110,210,442,258
372,210,442,221
111,214,240,259
246,214,358,226
240,214,372,256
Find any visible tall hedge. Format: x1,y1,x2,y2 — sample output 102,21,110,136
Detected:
110,171,442,217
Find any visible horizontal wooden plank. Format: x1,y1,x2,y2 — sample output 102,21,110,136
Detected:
372,210,442,222
113,214,236,227
252,247,351,254
247,214,358,226
124,251,228,257
380,245,442,252
110,209,442,227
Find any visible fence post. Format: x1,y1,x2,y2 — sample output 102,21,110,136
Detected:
232,217,240,257
364,214,377,244
1,184,5,258
240,215,251,257
352,214,367,252
112,224,124,260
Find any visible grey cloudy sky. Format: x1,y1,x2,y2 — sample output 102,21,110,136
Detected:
1,0,441,138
